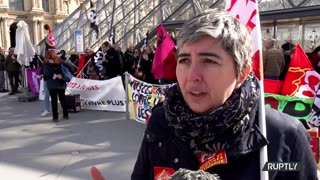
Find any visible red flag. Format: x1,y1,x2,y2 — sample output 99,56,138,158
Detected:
281,44,320,98
151,24,175,79
264,79,283,94
76,53,86,77
226,0,263,80
48,28,56,49
44,25,56,49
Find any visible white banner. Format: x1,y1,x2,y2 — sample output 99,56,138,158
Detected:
66,76,126,112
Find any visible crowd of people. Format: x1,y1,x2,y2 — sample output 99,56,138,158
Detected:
263,38,320,80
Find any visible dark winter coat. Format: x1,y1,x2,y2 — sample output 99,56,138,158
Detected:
103,48,122,79
131,105,318,180
42,62,71,90
0,54,5,71
5,54,21,72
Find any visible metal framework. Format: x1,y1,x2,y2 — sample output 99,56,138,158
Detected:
37,0,320,53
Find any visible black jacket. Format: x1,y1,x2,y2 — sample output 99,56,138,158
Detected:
0,54,5,71
131,105,318,180
103,48,122,79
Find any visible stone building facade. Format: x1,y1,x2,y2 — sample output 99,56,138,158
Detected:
0,0,84,51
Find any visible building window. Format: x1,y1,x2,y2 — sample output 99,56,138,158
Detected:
9,0,24,11
42,0,50,12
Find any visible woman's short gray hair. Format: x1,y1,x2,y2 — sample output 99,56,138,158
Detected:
177,8,253,78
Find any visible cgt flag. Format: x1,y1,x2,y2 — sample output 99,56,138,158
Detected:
89,0,99,37
226,0,263,80
44,24,56,49
151,24,175,79
225,2,267,180
281,44,320,98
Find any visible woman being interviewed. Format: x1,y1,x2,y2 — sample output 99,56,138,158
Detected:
42,50,69,122
131,8,317,180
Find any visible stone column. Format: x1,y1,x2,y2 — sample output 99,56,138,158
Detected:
39,21,44,40
38,0,43,9
55,0,60,12
0,0,8,8
33,20,38,44
0,18,3,48
32,0,36,8
60,0,64,13
3,17,9,50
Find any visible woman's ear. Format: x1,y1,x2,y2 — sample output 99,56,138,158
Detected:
236,65,252,88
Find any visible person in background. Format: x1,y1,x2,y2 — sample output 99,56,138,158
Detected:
41,50,69,122
124,45,136,75
0,47,8,92
308,45,320,73
263,38,285,80
5,47,21,95
40,54,51,117
101,41,122,80
280,41,296,80
114,43,125,75
140,46,157,84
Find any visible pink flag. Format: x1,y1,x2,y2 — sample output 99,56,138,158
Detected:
151,24,175,79
226,0,263,80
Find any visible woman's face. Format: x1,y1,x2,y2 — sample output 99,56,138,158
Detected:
134,49,140,57
176,36,248,114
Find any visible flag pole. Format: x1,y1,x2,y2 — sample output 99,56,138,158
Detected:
255,3,269,180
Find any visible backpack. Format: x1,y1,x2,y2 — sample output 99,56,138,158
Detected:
61,63,73,82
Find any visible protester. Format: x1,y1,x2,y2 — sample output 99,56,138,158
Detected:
41,50,69,122
140,46,157,84
0,47,8,92
5,47,21,95
280,41,296,80
124,45,136,75
263,38,285,80
40,59,51,117
101,41,122,80
308,45,320,73
90,8,317,180
130,9,317,179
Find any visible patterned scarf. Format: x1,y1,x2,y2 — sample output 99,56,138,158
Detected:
164,74,260,154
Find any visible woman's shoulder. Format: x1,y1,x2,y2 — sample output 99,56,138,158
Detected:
265,107,305,133
264,107,309,147
145,103,172,140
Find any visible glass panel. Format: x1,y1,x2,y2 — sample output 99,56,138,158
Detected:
275,24,300,49
261,26,275,40
258,0,320,12
303,24,320,53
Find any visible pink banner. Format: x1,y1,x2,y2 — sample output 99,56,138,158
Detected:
26,68,40,96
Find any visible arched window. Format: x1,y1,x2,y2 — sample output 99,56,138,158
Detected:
9,0,24,11
42,0,50,12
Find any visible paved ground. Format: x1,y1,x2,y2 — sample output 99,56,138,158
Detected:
0,92,146,180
